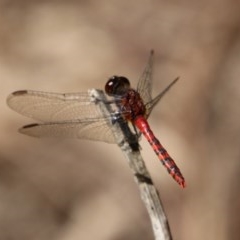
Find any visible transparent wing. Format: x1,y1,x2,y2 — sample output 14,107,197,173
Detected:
20,119,117,143
145,77,179,118
137,50,154,105
7,90,114,122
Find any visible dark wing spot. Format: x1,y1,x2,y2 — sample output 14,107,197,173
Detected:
12,90,28,96
22,123,40,129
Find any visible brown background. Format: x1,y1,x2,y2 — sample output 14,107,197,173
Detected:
1,0,240,239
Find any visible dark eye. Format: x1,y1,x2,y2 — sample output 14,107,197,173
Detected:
105,76,130,96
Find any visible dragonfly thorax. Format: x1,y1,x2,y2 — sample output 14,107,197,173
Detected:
105,76,146,121
105,76,131,96
120,89,146,122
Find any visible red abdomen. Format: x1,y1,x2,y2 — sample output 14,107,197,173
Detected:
134,116,186,188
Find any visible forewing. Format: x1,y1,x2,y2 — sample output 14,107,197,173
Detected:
137,50,154,105
7,90,111,122
20,119,117,143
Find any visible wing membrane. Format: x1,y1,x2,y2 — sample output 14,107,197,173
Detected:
145,77,179,117
137,50,154,105
20,119,117,143
7,90,113,122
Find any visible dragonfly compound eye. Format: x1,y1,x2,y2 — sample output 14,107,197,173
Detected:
105,76,130,96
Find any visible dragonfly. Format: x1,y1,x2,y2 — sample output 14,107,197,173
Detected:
7,51,186,188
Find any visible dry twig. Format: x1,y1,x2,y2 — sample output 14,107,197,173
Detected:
90,89,173,240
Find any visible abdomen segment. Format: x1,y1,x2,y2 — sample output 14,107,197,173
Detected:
134,116,186,188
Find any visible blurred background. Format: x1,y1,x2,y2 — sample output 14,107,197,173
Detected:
1,0,240,239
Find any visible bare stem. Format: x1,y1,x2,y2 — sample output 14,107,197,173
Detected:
90,89,173,240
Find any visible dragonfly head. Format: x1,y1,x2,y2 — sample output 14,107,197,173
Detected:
105,76,131,96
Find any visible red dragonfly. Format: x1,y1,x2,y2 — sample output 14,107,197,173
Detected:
7,51,185,188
